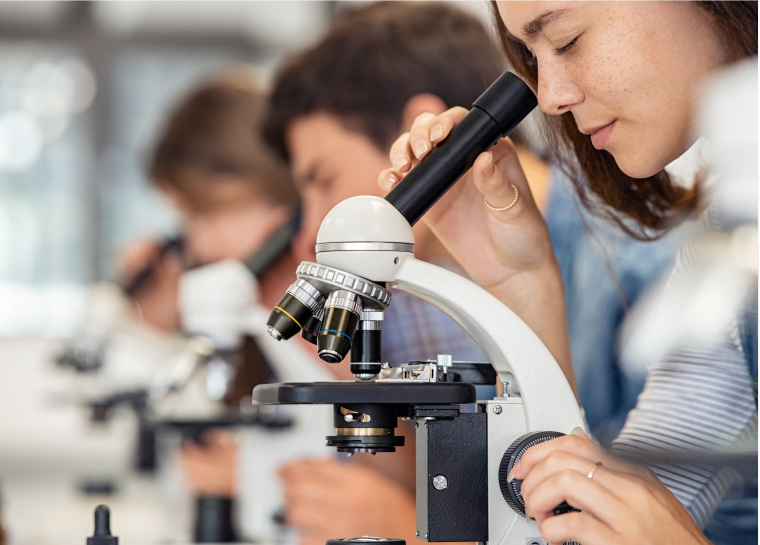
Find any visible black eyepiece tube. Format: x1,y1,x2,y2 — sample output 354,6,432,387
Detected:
384,72,537,226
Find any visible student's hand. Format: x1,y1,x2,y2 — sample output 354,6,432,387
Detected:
378,107,576,395
511,433,712,545
280,459,417,545
180,429,238,497
379,107,554,293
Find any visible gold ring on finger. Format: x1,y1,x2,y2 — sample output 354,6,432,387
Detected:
484,184,519,212
587,461,602,479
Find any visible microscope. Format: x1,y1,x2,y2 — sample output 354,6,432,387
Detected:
254,72,585,545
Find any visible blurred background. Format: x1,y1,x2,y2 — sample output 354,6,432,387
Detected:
0,2,755,545
0,2,492,545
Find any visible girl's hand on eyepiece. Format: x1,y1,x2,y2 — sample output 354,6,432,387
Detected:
379,106,552,290
378,107,577,395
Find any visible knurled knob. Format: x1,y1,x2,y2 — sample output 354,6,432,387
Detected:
498,431,578,517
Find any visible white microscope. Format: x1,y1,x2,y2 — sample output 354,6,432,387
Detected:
255,72,584,545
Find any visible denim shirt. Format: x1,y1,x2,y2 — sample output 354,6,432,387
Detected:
544,172,682,445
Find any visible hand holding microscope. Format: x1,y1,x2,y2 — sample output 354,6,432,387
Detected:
256,72,584,545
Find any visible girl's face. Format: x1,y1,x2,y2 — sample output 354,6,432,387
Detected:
497,1,724,178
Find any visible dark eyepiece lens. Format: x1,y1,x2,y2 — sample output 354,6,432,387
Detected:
267,280,325,341
317,290,362,363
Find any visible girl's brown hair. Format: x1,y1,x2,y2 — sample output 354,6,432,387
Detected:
151,69,296,210
492,1,758,239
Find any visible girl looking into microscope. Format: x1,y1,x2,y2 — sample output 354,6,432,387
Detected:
379,2,757,545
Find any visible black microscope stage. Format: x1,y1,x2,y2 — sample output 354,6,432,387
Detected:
253,381,476,405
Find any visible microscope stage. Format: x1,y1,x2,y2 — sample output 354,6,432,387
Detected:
253,381,476,405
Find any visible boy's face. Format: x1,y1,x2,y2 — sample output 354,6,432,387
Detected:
286,112,392,262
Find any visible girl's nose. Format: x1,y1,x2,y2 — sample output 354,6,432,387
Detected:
537,60,584,116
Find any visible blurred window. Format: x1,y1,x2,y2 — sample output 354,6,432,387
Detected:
0,0,334,336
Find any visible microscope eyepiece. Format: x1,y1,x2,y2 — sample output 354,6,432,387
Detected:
385,71,537,226
318,290,363,363
267,279,325,341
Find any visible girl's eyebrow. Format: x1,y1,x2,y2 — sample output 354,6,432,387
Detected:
521,7,574,42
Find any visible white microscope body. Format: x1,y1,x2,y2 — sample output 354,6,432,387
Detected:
313,196,583,545
256,71,582,545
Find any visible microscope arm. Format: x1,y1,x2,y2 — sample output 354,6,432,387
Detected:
392,256,583,432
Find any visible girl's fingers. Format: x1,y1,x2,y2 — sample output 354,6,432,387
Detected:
429,112,456,144
377,168,399,193
389,132,413,173
523,466,624,527
407,112,439,160
520,449,605,500
471,137,534,210
538,511,618,545
471,150,523,214
407,107,467,160
387,106,470,176
511,434,611,480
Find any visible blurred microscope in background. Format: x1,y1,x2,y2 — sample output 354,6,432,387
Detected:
50,213,334,544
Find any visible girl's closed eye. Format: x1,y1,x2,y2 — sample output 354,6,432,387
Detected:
554,35,580,56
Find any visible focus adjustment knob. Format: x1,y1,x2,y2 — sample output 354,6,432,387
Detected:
498,431,579,517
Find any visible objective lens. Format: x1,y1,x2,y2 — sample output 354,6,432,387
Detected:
267,279,325,341
318,290,362,363
301,309,323,345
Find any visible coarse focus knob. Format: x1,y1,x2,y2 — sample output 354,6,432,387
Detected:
498,432,579,517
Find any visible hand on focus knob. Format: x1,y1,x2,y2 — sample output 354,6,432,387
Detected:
511,432,712,545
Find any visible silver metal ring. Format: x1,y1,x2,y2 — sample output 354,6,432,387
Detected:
286,279,325,314
296,262,391,308
318,348,343,361
324,290,363,315
361,310,384,322
315,242,414,253
359,321,382,331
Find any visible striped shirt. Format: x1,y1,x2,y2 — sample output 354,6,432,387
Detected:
612,205,758,528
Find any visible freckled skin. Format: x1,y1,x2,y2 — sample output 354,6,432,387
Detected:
497,1,725,178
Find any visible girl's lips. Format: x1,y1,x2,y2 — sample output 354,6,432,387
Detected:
590,121,616,150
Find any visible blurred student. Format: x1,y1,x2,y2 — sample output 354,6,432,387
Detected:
125,70,316,541
121,69,299,332
263,3,679,544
